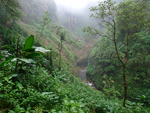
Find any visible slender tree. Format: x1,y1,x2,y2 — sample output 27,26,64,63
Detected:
58,31,66,71
83,0,149,106
53,26,66,71
38,11,51,42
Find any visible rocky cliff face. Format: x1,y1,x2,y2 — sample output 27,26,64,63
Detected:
67,14,79,30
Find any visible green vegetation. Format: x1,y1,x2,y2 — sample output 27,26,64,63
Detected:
0,0,22,25
0,0,150,112
84,0,150,109
0,36,148,112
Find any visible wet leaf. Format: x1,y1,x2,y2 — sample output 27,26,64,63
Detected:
24,35,34,51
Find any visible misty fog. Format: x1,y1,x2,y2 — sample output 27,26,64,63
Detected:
54,0,122,31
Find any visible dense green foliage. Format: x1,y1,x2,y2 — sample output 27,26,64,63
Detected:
0,36,149,112
85,0,150,108
0,0,150,112
0,0,22,25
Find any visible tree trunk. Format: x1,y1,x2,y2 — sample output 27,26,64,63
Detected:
59,40,62,71
15,36,20,71
123,64,127,107
49,48,53,73
113,21,127,107
38,25,45,42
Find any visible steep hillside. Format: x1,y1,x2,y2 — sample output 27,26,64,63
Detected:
0,0,150,112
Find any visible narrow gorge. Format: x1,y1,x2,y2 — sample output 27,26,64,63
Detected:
75,43,95,88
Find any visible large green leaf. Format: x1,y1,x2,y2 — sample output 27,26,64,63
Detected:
19,58,35,63
24,35,34,51
11,58,35,63
20,58,35,63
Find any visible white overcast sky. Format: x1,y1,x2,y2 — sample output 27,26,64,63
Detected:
54,0,101,9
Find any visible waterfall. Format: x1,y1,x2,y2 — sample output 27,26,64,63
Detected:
78,67,95,88
78,67,87,82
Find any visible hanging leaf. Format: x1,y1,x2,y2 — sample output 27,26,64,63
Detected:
11,58,35,63
24,35,34,51
35,47,50,53
18,58,35,63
